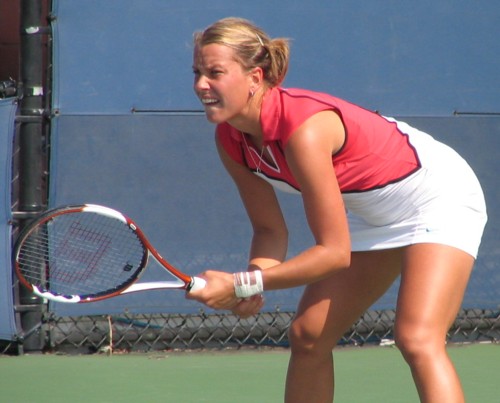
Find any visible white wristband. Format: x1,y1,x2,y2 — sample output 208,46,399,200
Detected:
233,270,264,298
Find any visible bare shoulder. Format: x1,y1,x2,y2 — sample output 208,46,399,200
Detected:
286,110,345,161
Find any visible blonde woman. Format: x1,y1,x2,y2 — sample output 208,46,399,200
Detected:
188,17,487,403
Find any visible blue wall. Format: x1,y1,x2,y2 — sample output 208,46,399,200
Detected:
44,0,500,316
0,99,17,340
51,0,500,115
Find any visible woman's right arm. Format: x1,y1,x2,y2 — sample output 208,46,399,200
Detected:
216,136,289,272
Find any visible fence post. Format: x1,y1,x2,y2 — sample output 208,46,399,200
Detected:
15,0,49,352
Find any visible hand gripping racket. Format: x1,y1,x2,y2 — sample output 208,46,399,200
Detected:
13,204,206,303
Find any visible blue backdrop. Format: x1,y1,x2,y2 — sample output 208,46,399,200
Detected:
0,99,17,340
42,0,500,316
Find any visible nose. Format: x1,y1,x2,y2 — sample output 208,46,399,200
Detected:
194,74,210,92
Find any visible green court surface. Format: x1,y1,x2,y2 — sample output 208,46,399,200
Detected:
0,343,498,402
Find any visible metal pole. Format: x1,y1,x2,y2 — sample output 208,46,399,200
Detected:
17,0,47,352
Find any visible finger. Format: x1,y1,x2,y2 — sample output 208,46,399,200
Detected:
207,297,242,311
231,295,264,317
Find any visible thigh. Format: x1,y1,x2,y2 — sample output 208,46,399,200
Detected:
291,248,403,349
395,243,475,339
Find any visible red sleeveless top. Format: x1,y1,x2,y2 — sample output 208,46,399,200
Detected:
216,87,420,193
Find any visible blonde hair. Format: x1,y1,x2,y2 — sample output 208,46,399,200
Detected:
193,17,290,87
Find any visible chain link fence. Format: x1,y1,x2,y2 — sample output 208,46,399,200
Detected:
2,308,498,355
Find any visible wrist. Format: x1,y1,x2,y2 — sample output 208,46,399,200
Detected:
233,270,264,298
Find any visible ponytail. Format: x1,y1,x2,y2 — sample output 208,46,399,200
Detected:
194,17,290,87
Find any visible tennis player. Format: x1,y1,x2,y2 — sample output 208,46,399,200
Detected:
187,17,487,403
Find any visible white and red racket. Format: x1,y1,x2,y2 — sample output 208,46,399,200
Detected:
13,204,206,303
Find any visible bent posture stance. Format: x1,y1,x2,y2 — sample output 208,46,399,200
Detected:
188,17,487,402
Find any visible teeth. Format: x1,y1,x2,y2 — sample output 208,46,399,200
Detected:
201,98,218,105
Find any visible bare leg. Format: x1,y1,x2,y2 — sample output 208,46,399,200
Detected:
395,243,474,403
285,249,402,403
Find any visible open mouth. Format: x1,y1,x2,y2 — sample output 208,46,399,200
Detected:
201,97,220,106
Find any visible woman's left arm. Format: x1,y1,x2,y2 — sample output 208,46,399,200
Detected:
261,109,352,290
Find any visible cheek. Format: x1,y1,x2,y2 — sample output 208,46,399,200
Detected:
226,80,250,105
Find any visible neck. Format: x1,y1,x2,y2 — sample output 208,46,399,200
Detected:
227,88,265,138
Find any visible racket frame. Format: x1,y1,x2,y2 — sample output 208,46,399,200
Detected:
13,204,203,303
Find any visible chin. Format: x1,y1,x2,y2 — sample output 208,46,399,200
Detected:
204,111,227,124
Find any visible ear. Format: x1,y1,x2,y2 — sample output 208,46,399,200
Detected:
248,67,264,90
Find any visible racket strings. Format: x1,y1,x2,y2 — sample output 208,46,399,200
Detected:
17,212,146,298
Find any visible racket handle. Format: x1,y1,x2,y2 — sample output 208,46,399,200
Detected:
188,276,206,292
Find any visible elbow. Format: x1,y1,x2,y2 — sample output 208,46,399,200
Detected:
254,225,289,244
328,244,351,273
317,244,351,280
339,240,352,269
338,249,351,270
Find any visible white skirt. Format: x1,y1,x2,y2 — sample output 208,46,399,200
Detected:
345,122,487,258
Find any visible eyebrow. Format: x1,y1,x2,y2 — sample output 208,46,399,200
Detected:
192,61,228,71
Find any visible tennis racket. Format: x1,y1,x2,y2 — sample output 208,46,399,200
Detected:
13,204,206,303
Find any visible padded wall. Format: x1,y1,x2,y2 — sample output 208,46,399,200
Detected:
0,99,17,340
48,0,499,315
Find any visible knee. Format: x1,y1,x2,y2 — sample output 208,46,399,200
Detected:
288,317,336,356
394,330,423,362
394,323,446,365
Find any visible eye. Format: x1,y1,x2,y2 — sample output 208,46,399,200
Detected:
210,69,223,78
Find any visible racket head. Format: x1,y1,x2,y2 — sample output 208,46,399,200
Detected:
13,204,148,303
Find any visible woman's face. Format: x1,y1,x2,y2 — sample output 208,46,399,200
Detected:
193,43,254,125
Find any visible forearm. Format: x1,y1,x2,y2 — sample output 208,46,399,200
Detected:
237,225,350,296
261,243,350,290
247,227,288,271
